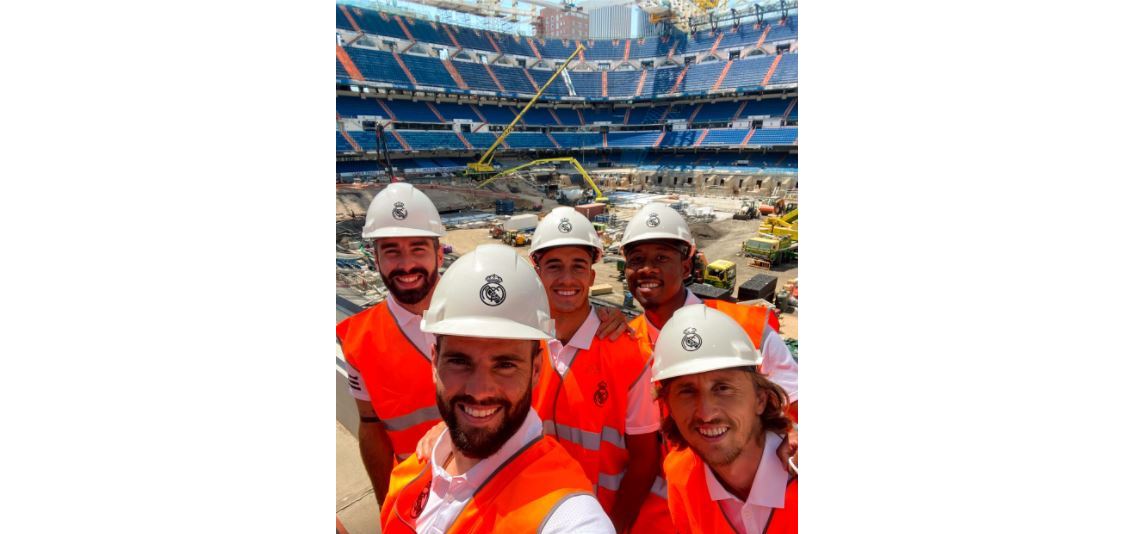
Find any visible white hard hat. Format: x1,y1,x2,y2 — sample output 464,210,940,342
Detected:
421,244,555,340
530,207,604,262
620,203,694,252
651,304,763,382
362,183,446,239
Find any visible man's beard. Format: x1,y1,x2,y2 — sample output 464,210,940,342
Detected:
381,266,438,305
436,384,533,459
687,417,757,467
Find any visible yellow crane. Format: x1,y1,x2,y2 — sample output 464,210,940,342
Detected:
466,44,584,174
475,156,608,204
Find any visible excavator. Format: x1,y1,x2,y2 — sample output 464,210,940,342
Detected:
466,45,610,203
476,157,608,204
759,207,798,241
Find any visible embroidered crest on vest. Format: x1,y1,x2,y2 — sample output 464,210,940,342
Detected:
594,380,609,406
410,479,431,518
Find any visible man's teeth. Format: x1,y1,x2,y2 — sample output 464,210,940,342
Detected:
555,289,579,296
461,405,501,418
397,274,422,283
640,281,661,289
698,426,729,438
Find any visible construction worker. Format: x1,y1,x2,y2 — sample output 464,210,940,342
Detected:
652,305,796,534
527,207,663,532
336,183,448,504
621,203,798,418
381,244,614,532
413,207,667,532
338,184,631,506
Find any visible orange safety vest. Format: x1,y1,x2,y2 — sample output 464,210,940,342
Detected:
336,301,439,461
664,447,797,534
630,299,779,365
627,299,783,533
532,332,664,524
380,435,594,533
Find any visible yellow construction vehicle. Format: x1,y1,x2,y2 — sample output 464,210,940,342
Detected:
476,157,608,203
502,230,528,247
703,260,737,294
467,45,584,175
759,208,798,242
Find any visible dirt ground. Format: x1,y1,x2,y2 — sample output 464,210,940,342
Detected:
441,202,798,339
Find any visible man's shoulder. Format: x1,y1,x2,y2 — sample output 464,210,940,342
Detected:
336,300,388,338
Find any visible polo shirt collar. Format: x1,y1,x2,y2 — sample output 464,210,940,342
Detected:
703,432,788,509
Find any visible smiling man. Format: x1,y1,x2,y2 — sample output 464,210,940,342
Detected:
335,183,447,504
653,305,797,534
380,244,613,533
621,203,798,417
527,207,666,533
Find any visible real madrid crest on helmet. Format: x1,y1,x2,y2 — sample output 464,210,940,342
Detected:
557,217,573,233
681,327,702,351
593,380,609,407
479,274,506,307
646,212,660,227
391,201,408,220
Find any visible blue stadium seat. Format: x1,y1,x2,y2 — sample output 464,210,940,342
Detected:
490,64,537,94
607,70,641,97
660,130,699,147
692,101,741,124
383,100,441,122
344,46,411,86
453,61,501,92
397,130,462,150
551,132,602,149
748,127,798,146
337,96,387,118
698,128,750,146
606,131,661,148
717,55,775,90
431,102,481,122
398,53,457,88
768,53,797,85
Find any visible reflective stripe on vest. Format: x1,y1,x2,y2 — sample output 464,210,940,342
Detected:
534,331,649,518
336,301,439,459
382,405,441,432
542,420,626,452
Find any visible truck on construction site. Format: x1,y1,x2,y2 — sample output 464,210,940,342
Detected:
742,234,798,267
702,260,737,295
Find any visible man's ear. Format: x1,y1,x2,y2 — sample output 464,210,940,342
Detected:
530,341,542,383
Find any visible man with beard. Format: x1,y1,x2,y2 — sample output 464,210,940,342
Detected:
621,203,798,417
380,244,614,533
652,305,796,534
336,183,448,504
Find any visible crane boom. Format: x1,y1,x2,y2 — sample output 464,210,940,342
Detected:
475,157,607,204
467,44,584,174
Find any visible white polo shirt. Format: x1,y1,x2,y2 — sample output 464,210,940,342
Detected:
414,408,615,533
546,307,662,435
343,295,435,402
646,290,799,403
704,432,790,534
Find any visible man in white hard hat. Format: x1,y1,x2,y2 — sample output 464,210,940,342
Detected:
652,305,796,534
380,244,614,533
621,203,798,419
526,207,664,532
336,182,448,504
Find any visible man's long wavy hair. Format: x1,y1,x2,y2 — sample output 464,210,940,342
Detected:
656,366,793,450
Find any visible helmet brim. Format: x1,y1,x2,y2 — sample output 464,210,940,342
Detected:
651,355,764,383
363,226,445,239
421,316,554,340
